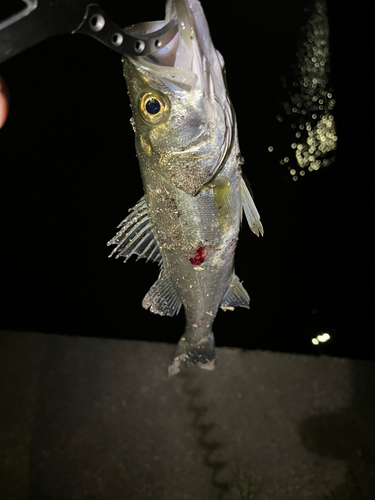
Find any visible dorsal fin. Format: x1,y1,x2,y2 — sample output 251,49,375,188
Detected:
240,178,264,237
142,273,182,317
220,274,250,311
107,197,162,265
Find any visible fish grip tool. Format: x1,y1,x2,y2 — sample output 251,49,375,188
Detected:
0,0,178,64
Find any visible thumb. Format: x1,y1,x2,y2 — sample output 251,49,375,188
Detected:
0,76,9,128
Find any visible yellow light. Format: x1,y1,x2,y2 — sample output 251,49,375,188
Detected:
277,0,337,178
312,338,319,345
317,333,330,342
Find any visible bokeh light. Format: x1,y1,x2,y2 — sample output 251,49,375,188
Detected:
270,0,337,180
311,332,331,345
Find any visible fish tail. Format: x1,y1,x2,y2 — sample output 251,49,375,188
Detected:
168,329,216,377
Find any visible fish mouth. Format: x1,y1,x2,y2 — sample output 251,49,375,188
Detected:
124,0,222,97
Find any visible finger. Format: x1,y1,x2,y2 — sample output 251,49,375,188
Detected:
0,76,10,128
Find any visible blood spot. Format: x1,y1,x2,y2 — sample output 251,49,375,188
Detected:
189,246,207,265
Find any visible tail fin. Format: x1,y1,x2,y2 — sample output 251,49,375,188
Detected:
168,331,216,377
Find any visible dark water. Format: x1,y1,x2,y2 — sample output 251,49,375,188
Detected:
0,0,372,360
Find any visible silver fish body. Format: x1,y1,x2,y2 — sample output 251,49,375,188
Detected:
108,0,263,375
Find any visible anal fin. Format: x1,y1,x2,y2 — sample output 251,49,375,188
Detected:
240,177,264,236
220,275,250,311
142,274,182,317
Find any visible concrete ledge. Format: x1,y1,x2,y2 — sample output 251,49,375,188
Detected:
1,330,374,499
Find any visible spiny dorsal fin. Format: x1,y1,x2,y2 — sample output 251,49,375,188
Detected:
220,274,250,311
240,178,264,237
107,197,162,265
142,274,182,317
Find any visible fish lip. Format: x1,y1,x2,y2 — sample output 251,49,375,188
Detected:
123,0,204,84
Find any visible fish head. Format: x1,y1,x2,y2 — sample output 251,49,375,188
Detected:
123,0,234,196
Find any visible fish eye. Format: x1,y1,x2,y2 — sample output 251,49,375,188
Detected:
146,98,160,115
139,92,169,124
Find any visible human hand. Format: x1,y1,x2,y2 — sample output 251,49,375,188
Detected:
0,77,9,128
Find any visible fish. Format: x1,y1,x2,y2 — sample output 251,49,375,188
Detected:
107,0,263,376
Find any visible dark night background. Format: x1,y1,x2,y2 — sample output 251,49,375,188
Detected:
0,0,373,360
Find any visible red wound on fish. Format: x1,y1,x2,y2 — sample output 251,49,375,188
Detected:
189,246,208,265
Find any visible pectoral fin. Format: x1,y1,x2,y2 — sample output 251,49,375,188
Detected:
240,177,264,236
220,275,250,311
142,274,182,317
107,197,162,265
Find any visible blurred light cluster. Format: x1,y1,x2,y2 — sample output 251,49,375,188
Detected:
311,332,331,345
270,0,337,181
